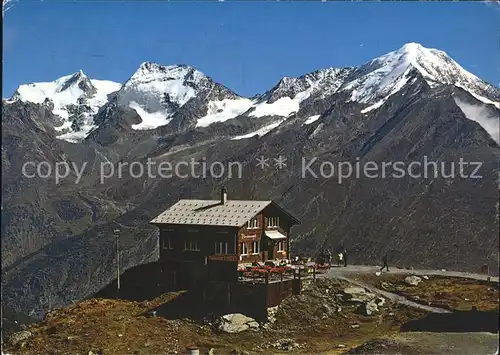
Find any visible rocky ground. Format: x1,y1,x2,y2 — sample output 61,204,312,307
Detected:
2,275,498,355
2,278,426,354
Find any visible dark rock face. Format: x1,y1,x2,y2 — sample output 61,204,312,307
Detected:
400,310,500,333
1,305,37,340
2,48,499,320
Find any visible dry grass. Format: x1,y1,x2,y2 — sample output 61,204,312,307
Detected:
14,292,214,354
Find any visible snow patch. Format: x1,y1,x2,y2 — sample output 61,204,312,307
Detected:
53,120,73,132
249,97,300,118
231,120,284,140
91,79,122,100
360,100,385,114
57,129,93,143
303,115,321,125
309,123,324,139
360,68,412,114
129,101,171,130
250,85,314,118
198,80,320,127
454,97,499,143
196,98,253,127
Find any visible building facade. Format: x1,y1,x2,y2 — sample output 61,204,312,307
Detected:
150,188,300,288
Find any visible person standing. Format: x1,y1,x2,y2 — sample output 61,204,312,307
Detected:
380,253,389,272
343,249,348,267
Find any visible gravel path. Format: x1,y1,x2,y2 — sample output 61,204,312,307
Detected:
334,275,452,313
326,265,498,282
322,265,498,314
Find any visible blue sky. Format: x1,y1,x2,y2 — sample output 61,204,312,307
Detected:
3,1,499,97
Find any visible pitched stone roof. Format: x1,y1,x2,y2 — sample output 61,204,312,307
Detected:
150,199,273,227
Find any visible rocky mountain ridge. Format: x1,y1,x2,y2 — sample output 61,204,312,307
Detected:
8,43,499,144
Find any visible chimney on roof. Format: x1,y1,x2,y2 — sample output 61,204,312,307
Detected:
220,187,228,205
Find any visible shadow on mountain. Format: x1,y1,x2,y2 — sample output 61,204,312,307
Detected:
400,309,499,333
151,291,209,320
90,263,236,322
92,262,172,302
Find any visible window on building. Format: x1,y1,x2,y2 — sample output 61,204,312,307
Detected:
184,239,200,251
277,240,285,252
240,242,248,255
162,237,173,250
247,217,259,229
252,241,261,254
215,241,229,255
267,217,280,227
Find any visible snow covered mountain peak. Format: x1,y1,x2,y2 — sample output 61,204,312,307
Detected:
12,70,93,104
343,42,500,109
374,42,471,85
116,62,241,130
119,62,211,109
392,42,438,59
398,42,425,52
128,62,205,86
390,43,498,101
10,72,121,142
58,70,94,93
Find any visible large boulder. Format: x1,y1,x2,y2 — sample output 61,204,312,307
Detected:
357,297,386,316
405,276,422,286
266,306,278,324
343,287,367,295
344,287,386,315
343,287,376,303
216,313,259,333
8,330,32,348
358,300,377,316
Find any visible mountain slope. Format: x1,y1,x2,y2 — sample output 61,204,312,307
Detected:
2,42,499,320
